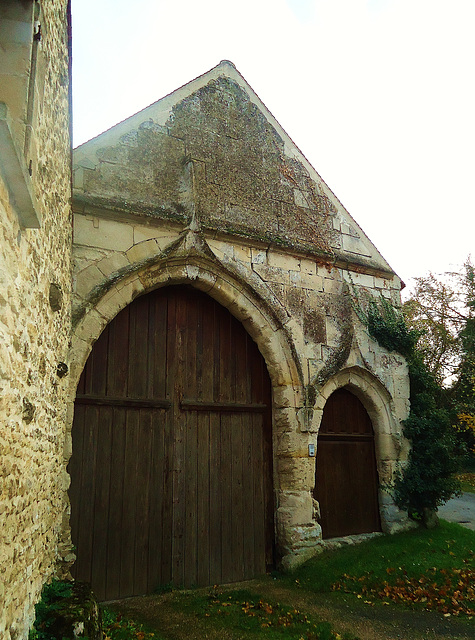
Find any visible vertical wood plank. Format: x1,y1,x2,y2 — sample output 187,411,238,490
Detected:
147,408,165,592
68,405,85,569
241,412,254,578
75,405,98,584
91,406,113,601
107,306,129,398
70,285,275,597
208,412,222,585
105,407,126,600
183,410,198,587
196,411,210,586
119,408,139,597
230,412,244,581
252,412,266,574
172,291,186,586
134,409,153,595
220,412,233,582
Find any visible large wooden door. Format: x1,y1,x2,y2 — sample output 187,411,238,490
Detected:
314,388,381,539
68,286,274,600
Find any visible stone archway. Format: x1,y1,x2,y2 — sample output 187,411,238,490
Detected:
313,366,410,535
68,285,275,599
314,387,381,538
65,251,318,585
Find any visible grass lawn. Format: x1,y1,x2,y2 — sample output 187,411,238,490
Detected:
283,520,474,617
102,521,474,640
457,472,475,494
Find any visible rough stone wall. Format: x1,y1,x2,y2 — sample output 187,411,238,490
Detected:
69,62,412,575
0,1,72,638
68,211,412,569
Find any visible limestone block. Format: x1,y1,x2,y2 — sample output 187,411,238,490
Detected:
74,309,106,346
332,216,341,231
297,407,321,433
373,275,391,291
290,270,323,291
290,523,323,548
341,233,371,257
133,224,179,245
251,248,266,264
73,215,134,252
252,263,290,285
74,264,105,298
307,351,323,376
273,384,302,410
208,238,234,260
393,397,410,422
277,491,314,526
323,276,343,295
279,546,321,572
392,372,410,399
95,278,145,321
376,433,399,460
96,252,130,277
324,316,341,348
126,238,160,264
73,245,108,263
273,406,297,434
277,455,316,491
343,271,374,288
233,244,251,263
300,258,316,275
277,430,311,456
267,250,300,272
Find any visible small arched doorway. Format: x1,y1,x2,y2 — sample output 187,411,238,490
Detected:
68,285,274,600
314,387,381,538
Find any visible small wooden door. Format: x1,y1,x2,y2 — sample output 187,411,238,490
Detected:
68,286,274,600
314,388,381,538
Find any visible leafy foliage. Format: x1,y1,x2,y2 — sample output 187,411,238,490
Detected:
29,580,73,640
334,565,475,617
365,297,419,358
402,271,467,385
353,291,461,517
102,608,158,640
177,588,357,639
403,259,475,459
450,262,475,455
287,520,475,617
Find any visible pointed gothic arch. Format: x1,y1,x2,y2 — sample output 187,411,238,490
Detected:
313,367,406,536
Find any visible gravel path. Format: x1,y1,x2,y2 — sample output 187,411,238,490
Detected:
438,492,475,531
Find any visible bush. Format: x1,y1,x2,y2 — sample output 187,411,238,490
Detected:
354,294,461,521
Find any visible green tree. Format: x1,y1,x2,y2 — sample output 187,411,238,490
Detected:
403,258,475,462
352,293,461,524
450,259,475,457
402,270,467,386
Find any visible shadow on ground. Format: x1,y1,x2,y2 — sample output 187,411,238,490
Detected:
105,577,474,640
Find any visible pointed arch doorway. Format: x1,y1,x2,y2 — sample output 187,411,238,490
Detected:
314,388,381,538
68,285,274,600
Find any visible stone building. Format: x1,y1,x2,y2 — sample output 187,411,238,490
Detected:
68,61,412,601
0,1,72,638
0,1,413,632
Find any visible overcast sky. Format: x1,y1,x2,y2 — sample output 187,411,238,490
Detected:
71,0,475,288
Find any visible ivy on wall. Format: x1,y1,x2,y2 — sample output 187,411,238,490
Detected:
353,294,460,524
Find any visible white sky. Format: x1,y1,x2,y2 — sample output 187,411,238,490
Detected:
71,0,475,287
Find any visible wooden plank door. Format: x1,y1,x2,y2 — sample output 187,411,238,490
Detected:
314,388,381,538
68,286,274,600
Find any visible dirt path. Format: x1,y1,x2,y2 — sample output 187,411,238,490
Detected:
106,578,474,640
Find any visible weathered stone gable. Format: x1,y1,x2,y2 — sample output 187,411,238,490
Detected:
69,62,412,575
0,1,72,638
73,62,392,275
